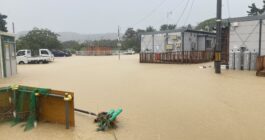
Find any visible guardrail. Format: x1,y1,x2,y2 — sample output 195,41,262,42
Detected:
140,51,214,64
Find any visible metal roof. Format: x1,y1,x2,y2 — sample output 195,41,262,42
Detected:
141,28,185,35
0,31,15,37
141,29,215,36
227,14,265,22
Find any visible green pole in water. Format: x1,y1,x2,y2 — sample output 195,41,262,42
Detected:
109,108,122,122
107,109,115,116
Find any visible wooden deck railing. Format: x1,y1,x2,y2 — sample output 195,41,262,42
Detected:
256,56,265,77
140,51,214,64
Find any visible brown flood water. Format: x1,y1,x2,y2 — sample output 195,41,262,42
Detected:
0,55,265,140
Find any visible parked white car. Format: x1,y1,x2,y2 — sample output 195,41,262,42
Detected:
16,49,54,64
123,49,135,55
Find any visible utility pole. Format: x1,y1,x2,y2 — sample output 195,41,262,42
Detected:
12,22,15,33
117,26,121,60
215,0,222,74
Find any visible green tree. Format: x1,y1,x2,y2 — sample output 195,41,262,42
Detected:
160,24,168,31
160,24,176,31
62,40,82,52
135,29,145,52
146,26,156,32
136,29,145,33
77,39,118,51
122,28,137,51
16,28,62,51
121,28,144,53
0,13,8,32
123,28,136,38
247,0,265,16
195,18,216,32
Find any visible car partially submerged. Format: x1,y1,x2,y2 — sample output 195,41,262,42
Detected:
51,50,72,57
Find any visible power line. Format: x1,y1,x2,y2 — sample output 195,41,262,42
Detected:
176,0,191,27
124,0,197,31
126,0,190,30
170,0,187,13
183,0,196,26
132,0,168,27
156,0,187,26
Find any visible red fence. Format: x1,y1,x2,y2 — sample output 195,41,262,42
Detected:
140,51,214,64
256,56,265,77
76,51,112,56
76,46,113,56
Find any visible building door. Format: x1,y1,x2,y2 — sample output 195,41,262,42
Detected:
4,44,12,77
3,42,16,78
10,43,17,75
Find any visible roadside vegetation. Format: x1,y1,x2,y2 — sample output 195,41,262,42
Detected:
16,28,62,51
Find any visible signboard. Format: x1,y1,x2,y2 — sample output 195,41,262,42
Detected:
166,44,173,50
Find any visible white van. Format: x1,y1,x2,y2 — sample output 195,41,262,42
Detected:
16,49,54,64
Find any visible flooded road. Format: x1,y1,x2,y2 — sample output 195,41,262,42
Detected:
1,55,265,140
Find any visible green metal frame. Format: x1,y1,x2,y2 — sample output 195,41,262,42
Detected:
0,85,75,131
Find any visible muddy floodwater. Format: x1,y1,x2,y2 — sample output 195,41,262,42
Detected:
1,55,265,140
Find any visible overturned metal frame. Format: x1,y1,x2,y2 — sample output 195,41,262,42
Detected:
0,85,75,130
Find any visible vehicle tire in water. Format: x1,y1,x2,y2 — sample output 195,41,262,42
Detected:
19,61,25,64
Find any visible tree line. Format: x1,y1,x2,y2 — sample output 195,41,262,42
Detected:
15,25,176,53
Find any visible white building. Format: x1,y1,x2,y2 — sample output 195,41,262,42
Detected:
141,29,216,53
228,14,265,55
0,32,17,79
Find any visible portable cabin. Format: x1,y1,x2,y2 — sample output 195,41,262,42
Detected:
227,14,265,55
140,29,216,53
222,14,265,70
0,32,17,78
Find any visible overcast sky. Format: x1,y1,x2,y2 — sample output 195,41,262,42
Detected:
0,0,263,34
